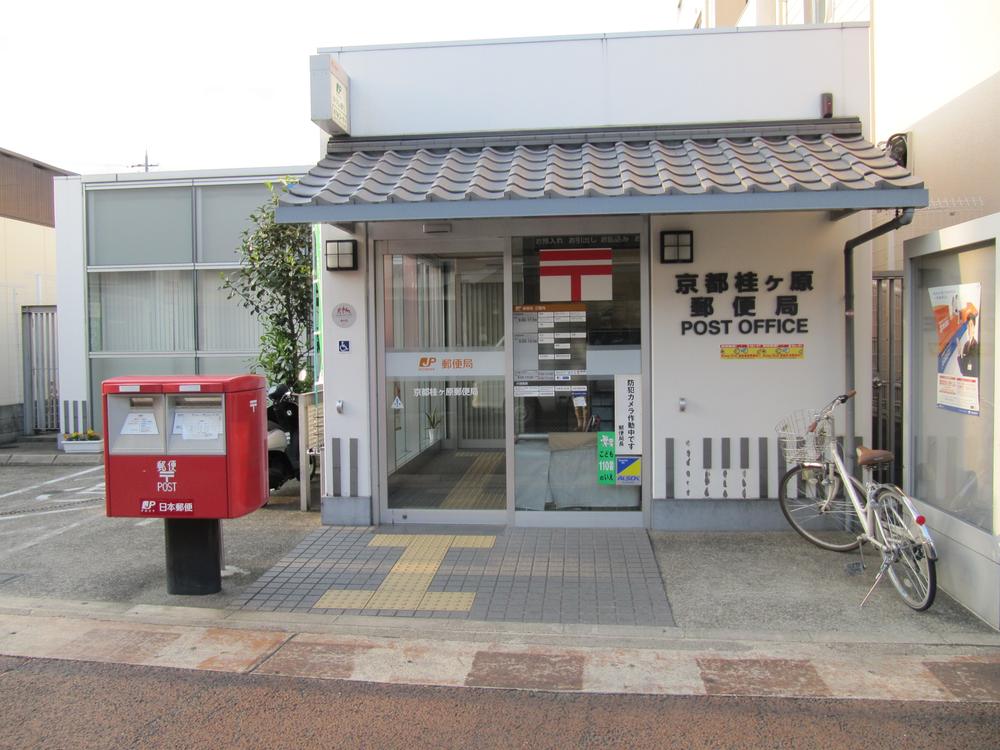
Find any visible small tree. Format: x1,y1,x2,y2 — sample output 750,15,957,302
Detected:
222,181,314,390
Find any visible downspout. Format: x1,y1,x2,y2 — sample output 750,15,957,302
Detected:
843,208,914,477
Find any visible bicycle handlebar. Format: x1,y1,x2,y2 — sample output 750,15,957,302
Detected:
807,391,856,432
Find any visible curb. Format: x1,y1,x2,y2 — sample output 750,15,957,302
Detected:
0,453,103,466
1,596,999,701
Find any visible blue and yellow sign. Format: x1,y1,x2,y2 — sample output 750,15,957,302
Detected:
616,456,641,485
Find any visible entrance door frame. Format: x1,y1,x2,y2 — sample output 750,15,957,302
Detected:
369,217,650,529
374,236,511,526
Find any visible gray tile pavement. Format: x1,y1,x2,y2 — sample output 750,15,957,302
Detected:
236,526,674,627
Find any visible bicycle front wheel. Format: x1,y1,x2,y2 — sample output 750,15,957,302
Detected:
875,488,936,611
778,465,864,552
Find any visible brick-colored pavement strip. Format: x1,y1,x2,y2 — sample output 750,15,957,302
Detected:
2,609,1000,702
235,526,674,626
3,658,1000,750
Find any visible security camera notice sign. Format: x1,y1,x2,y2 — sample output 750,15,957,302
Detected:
720,344,804,360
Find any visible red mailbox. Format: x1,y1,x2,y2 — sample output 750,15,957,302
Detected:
102,375,267,519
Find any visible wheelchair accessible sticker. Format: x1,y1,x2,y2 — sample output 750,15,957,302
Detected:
615,456,641,485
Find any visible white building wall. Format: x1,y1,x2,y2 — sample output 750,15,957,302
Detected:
871,0,1000,264
54,177,89,427
0,216,57,409
327,25,872,139
320,222,373,505
650,210,873,499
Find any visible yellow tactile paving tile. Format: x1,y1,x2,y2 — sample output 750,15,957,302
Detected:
375,574,436,592
383,561,440,574
314,533,497,612
369,534,450,547
451,535,495,548
315,590,375,609
397,550,450,564
367,592,427,610
440,452,505,509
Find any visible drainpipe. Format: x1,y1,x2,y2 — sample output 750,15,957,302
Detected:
843,208,914,477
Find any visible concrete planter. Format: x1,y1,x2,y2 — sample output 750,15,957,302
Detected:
62,440,104,454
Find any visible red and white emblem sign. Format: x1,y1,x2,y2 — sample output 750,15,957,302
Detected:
539,248,613,302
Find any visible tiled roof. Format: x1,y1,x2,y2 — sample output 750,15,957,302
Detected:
279,120,926,221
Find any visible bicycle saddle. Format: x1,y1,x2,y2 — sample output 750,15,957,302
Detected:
856,445,894,466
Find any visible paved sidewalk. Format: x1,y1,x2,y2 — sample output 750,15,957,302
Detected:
0,436,101,466
1,596,998,702
235,526,674,626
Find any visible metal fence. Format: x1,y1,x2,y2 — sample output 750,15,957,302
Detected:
21,305,59,434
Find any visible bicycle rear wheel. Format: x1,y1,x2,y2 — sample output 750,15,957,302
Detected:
875,488,936,611
778,465,864,552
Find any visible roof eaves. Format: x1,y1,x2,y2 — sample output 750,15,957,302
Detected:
276,187,929,224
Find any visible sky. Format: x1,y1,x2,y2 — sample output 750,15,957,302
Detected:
2,1,685,175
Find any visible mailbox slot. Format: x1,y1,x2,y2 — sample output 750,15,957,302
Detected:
107,394,166,454
166,395,227,455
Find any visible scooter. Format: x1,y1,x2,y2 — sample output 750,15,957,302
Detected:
266,384,300,491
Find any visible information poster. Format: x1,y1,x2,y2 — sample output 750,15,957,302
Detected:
173,411,223,440
513,303,588,398
597,431,616,485
614,374,642,456
121,412,158,435
611,375,642,486
928,283,982,415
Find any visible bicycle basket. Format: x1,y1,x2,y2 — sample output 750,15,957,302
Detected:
774,409,830,464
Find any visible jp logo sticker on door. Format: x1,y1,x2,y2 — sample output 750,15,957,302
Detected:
616,456,641,485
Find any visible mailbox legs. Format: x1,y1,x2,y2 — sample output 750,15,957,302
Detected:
164,519,222,595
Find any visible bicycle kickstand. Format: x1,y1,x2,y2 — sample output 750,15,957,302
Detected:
860,560,890,608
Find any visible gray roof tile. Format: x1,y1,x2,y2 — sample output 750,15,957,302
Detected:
283,125,923,212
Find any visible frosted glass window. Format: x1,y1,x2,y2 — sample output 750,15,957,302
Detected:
88,188,193,265
197,184,272,263
197,270,263,352
197,355,258,375
88,271,194,352
911,243,995,531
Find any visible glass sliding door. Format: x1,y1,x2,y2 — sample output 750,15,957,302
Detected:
512,234,643,516
380,246,507,521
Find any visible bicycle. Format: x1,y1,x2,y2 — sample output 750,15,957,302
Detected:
775,391,938,611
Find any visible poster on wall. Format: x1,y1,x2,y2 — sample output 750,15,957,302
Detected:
928,282,982,415
614,374,642,456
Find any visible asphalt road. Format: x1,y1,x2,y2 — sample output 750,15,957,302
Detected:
0,464,319,607
0,656,997,750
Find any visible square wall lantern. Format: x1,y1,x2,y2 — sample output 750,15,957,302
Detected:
660,231,693,263
325,239,358,271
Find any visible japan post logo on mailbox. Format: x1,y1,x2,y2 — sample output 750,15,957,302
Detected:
156,460,177,493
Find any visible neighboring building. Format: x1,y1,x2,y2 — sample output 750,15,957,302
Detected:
871,0,1000,266
673,0,869,29
878,0,999,628
675,0,1000,627
54,168,306,433
0,148,73,444
677,0,999,269
278,26,926,532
